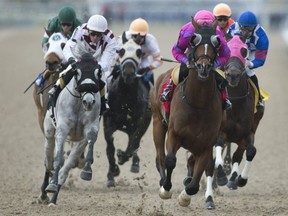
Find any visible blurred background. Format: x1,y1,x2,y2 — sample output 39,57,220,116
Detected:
0,0,287,29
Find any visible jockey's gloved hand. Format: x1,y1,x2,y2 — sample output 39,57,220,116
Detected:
245,60,254,69
67,57,77,71
137,67,150,75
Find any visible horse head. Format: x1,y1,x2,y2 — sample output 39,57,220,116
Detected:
224,35,248,87
117,39,142,84
189,17,220,80
44,32,67,72
75,53,101,111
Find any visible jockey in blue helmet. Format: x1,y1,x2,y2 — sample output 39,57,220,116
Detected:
228,11,269,109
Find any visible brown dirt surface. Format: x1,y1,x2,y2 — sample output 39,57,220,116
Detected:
0,24,287,216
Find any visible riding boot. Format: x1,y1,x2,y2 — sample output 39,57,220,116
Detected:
160,78,175,102
249,74,263,107
215,72,232,110
100,95,109,115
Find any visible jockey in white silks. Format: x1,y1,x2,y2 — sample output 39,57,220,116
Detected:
115,18,163,91
48,14,118,114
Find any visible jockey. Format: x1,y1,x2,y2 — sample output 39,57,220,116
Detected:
48,14,118,114
160,10,232,110
213,3,235,34
35,6,82,86
228,11,269,108
115,18,163,91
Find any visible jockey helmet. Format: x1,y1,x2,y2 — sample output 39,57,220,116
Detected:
238,11,258,27
129,18,149,36
87,15,107,32
194,10,215,25
58,6,76,23
213,3,232,17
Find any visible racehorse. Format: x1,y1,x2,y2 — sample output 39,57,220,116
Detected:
103,39,152,187
214,35,265,189
33,32,67,133
38,52,102,205
150,18,223,209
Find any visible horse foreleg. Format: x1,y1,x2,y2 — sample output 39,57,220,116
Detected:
152,116,167,186
223,142,232,175
49,185,62,206
204,152,216,210
38,171,50,204
227,146,244,190
237,135,256,187
80,139,96,181
214,137,228,186
131,151,140,173
46,131,66,193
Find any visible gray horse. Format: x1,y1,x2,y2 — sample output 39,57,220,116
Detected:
39,53,102,206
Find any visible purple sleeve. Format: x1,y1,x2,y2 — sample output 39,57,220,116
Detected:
172,22,194,64
215,27,231,67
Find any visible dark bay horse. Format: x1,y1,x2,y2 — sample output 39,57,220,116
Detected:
151,18,223,209
103,39,152,187
39,53,102,206
33,32,67,133
214,35,265,190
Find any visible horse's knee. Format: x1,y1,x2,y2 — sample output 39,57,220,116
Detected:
165,154,176,170
246,146,256,161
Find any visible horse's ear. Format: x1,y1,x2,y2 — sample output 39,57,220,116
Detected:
121,31,128,44
225,33,233,42
211,19,218,30
118,48,125,58
240,47,249,59
44,27,53,37
60,43,65,50
136,49,142,59
191,16,199,32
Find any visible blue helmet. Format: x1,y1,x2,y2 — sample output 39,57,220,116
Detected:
238,11,257,27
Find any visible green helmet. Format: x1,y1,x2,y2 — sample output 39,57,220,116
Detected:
58,6,76,23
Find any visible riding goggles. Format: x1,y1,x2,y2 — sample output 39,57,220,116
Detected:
61,22,72,27
216,16,229,22
240,26,255,32
88,30,103,37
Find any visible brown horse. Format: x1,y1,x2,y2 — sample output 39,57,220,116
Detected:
214,35,265,190
33,32,67,133
151,18,223,209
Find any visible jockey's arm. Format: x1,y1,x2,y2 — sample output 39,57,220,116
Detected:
62,27,82,62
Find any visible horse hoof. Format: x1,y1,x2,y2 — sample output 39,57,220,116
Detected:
80,170,92,181
178,190,191,207
226,180,238,190
45,184,57,193
48,203,57,207
216,165,228,186
183,176,192,186
107,180,116,188
117,149,129,165
37,194,50,204
236,175,247,187
159,186,172,199
130,164,139,173
205,196,215,210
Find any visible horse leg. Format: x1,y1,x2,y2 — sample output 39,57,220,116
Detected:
214,136,228,186
204,152,216,210
152,116,167,186
223,142,232,175
159,133,179,200
227,145,245,190
80,127,99,181
104,123,119,187
38,170,51,204
178,150,211,207
131,151,140,173
183,154,195,187
236,135,256,187
45,128,68,193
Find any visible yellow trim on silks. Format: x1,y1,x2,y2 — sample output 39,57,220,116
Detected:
59,77,65,89
215,68,226,78
100,87,105,97
171,64,181,85
248,79,270,113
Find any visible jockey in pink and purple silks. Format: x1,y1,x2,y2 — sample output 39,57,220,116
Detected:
160,10,232,110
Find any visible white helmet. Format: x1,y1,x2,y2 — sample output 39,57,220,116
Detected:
87,15,107,32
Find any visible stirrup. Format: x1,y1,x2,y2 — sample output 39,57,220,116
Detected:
160,92,170,102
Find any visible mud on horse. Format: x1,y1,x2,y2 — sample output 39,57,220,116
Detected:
214,35,265,189
151,18,223,209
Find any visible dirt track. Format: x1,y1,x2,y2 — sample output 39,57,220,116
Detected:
0,24,288,216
